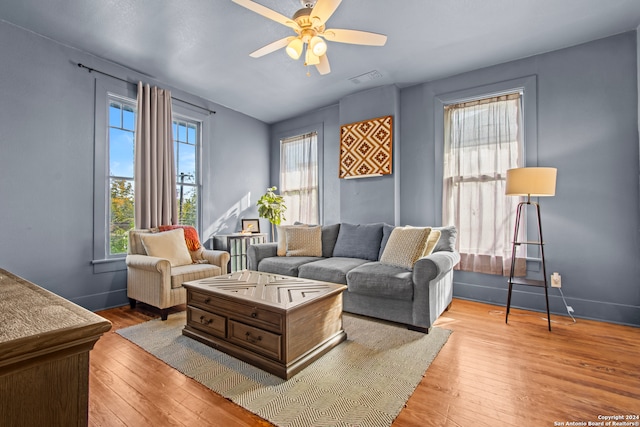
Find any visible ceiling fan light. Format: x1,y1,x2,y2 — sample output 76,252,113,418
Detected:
286,38,303,60
309,36,327,56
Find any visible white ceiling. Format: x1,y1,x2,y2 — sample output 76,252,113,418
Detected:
2,0,640,123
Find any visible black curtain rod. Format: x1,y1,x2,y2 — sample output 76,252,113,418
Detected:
77,63,216,115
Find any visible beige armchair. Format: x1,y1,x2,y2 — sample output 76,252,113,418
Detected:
126,228,230,320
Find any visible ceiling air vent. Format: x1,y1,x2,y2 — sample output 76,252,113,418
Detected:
349,70,383,84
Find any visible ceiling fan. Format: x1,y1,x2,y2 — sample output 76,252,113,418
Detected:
231,0,387,75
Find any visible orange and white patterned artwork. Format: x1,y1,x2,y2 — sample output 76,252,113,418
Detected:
340,115,393,178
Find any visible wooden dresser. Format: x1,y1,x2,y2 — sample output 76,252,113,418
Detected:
0,269,112,427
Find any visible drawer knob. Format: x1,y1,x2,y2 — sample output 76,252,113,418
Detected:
245,331,262,344
199,315,213,325
251,311,258,318
204,297,211,304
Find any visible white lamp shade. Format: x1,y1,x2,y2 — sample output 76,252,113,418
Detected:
286,38,303,60
505,167,557,197
309,36,327,56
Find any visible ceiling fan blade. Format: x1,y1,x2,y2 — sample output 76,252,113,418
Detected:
322,29,387,46
250,36,294,58
316,54,331,75
310,0,342,26
232,0,300,30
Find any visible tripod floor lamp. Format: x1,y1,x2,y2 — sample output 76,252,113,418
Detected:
505,167,557,331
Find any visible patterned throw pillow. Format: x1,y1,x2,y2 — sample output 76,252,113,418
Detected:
276,225,306,256
285,226,322,257
380,227,431,270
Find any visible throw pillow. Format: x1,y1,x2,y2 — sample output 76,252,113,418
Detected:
332,223,384,261
433,225,457,252
276,225,306,256
295,222,341,258
422,229,441,257
139,228,193,267
158,224,201,251
285,226,322,257
380,227,431,270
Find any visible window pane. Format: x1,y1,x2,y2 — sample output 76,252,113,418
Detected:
109,128,135,178
177,185,197,227
109,102,121,128
178,122,187,142
187,123,196,143
122,106,135,131
172,118,199,231
178,143,196,183
109,178,134,255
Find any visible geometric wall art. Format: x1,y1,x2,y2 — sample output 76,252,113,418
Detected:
339,115,393,179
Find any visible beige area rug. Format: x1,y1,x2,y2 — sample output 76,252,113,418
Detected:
117,312,451,427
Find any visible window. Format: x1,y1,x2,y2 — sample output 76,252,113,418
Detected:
100,96,202,258
108,96,136,256
280,132,319,225
443,92,524,275
173,118,199,227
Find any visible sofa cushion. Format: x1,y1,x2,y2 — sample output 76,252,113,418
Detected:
286,226,322,257
298,257,370,285
332,223,384,261
257,256,322,276
139,228,193,267
380,227,431,269
346,262,414,301
170,263,222,289
433,225,457,252
321,223,341,258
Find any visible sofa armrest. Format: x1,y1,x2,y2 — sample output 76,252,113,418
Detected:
125,254,171,273
247,243,278,270
413,251,461,284
200,249,231,274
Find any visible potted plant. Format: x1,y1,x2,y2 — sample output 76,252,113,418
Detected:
257,186,287,241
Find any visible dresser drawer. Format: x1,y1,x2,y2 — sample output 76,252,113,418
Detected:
187,307,226,338
228,320,281,361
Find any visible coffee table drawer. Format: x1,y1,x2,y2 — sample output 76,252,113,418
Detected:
189,290,283,332
228,320,281,361
187,307,226,338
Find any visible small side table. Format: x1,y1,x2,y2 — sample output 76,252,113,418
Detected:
212,233,267,272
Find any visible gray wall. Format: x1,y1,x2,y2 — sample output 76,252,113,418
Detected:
0,20,269,310
271,32,640,326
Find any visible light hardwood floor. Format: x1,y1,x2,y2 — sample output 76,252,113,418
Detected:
90,299,640,426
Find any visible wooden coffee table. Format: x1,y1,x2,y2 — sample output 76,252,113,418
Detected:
182,270,347,379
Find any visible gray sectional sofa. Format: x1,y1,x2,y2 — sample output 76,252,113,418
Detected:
247,222,460,333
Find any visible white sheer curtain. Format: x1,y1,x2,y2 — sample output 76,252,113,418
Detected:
280,132,318,225
134,82,177,229
443,93,525,275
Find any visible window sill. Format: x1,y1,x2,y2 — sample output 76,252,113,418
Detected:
92,257,126,274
